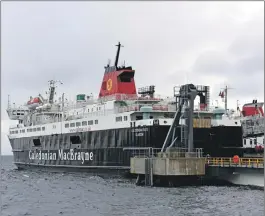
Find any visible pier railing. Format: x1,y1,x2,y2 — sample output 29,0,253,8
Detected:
206,157,264,169
123,147,162,158
122,147,204,158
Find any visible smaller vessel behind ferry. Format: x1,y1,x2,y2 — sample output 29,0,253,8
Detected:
238,100,264,156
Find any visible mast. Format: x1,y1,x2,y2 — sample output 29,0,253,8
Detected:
219,85,233,114
48,80,63,104
7,95,11,110
7,95,11,115
224,85,228,113
114,42,124,68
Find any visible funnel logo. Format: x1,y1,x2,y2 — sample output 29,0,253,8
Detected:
107,79,112,91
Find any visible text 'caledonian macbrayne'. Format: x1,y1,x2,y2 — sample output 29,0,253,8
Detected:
29,149,93,164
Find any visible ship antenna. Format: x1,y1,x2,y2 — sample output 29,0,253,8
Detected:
220,85,233,114
114,42,124,68
7,95,11,110
48,80,63,104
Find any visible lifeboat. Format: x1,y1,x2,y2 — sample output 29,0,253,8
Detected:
27,97,41,110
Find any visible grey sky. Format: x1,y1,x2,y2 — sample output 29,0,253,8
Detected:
1,2,264,154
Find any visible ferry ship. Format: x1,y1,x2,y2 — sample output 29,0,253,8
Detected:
6,42,257,172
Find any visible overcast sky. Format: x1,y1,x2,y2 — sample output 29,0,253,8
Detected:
1,2,264,154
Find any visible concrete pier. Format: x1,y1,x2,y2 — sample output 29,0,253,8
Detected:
129,148,205,186
131,156,205,176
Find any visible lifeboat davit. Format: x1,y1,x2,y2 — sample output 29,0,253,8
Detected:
27,97,41,110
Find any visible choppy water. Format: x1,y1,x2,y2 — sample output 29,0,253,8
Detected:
1,155,264,216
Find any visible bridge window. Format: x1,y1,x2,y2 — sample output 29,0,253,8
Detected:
88,120,93,125
95,120,98,124
76,122,81,127
116,116,122,122
70,123,75,127
65,123,69,128
42,127,45,131
82,121,87,126
124,116,128,121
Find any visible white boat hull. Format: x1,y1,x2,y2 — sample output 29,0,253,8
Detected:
218,167,264,188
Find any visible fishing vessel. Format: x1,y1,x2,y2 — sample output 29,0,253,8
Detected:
6,42,256,173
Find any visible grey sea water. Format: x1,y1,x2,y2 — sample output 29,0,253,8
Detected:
1,155,264,216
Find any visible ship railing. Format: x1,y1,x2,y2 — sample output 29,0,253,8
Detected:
159,147,204,158
206,157,264,168
116,104,172,113
123,147,162,158
67,109,115,119
123,147,204,159
99,94,165,102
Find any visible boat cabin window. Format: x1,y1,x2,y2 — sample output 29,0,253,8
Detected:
70,123,75,127
65,123,69,128
116,116,122,122
33,138,41,146
136,116,143,120
70,136,81,144
33,128,37,132
243,139,246,145
42,127,45,131
95,120,98,124
124,116,128,121
88,109,89,112
250,139,252,145
29,128,32,132
37,127,41,131
254,138,257,145
82,121,87,126
22,129,25,133
88,120,93,125
76,122,81,127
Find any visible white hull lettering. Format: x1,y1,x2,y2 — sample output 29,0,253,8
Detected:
29,149,93,164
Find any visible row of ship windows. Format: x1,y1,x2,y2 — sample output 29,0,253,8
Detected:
73,107,102,115
10,127,46,134
65,120,99,128
10,119,100,134
116,116,128,122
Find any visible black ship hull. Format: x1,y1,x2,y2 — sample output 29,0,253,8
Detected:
9,125,243,171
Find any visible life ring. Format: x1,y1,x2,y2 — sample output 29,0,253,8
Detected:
233,155,239,163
